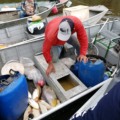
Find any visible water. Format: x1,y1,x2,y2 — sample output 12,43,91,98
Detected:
58,75,79,91
0,0,120,16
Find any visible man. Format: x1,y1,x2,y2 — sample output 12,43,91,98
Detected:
42,16,88,76
20,0,37,18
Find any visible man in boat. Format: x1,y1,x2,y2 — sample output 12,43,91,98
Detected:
20,0,37,18
42,16,88,76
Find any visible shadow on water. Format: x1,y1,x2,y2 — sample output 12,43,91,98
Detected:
0,0,120,15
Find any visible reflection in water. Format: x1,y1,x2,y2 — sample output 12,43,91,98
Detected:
0,0,120,16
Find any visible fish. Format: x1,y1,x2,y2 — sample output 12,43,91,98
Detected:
23,106,32,120
28,99,39,109
57,99,60,105
32,108,41,118
39,100,52,110
42,85,58,107
28,91,32,99
39,102,48,114
23,106,41,120
32,85,41,102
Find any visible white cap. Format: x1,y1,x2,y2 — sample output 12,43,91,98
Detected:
57,20,71,41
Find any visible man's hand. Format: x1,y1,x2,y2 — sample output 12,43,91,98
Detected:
77,55,88,63
46,62,55,76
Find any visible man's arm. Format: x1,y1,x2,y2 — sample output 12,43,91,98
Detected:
42,37,52,63
46,61,55,76
75,19,88,62
42,36,55,76
76,23,88,55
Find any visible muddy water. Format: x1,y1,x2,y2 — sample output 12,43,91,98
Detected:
58,75,79,91
0,0,120,16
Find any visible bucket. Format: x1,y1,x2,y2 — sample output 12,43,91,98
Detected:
70,62,79,77
78,60,105,87
0,70,28,120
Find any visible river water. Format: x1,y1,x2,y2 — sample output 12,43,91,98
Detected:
0,0,120,16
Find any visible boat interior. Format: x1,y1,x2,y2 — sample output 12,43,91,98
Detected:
0,19,120,120
0,3,119,120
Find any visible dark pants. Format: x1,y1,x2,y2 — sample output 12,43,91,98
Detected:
72,81,120,120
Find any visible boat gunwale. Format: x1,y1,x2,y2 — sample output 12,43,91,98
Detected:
83,6,109,26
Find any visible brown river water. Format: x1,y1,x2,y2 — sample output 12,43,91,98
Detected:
0,0,120,16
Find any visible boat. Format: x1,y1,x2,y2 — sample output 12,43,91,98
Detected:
88,5,109,12
0,18,119,120
47,5,109,26
0,0,70,24
0,4,108,30
0,5,109,44
83,5,108,26
26,5,109,39
0,39,114,120
0,4,55,25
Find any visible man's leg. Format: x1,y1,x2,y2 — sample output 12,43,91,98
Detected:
67,34,80,56
51,46,63,62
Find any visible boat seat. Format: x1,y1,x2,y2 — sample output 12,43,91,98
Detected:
94,22,120,58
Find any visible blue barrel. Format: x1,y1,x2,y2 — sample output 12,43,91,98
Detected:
70,62,79,77
78,60,105,87
0,72,28,120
